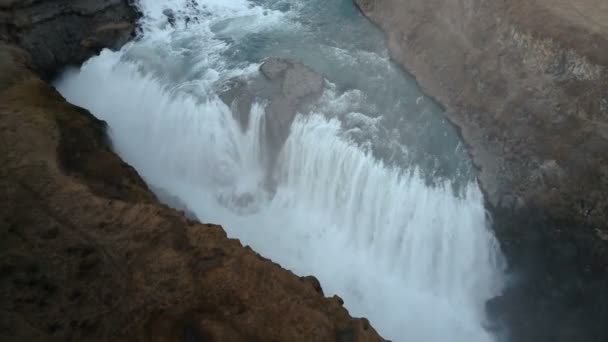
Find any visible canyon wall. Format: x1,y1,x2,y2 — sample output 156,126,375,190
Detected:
0,0,138,79
0,1,383,341
355,0,608,341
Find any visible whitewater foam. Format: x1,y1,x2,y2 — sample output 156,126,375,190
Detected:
56,0,505,340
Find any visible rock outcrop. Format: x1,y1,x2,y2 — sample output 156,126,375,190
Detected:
0,1,383,341
260,58,324,149
220,57,324,177
355,0,608,341
0,0,138,79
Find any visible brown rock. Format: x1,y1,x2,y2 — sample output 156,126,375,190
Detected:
301,275,325,296
355,0,608,340
0,46,383,341
354,0,608,222
0,2,383,340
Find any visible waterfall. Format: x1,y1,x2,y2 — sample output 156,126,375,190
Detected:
56,0,505,340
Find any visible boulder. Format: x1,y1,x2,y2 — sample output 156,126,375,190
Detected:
260,58,324,154
0,34,382,342
220,57,324,168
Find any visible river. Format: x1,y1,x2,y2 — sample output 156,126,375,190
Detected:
56,0,505,340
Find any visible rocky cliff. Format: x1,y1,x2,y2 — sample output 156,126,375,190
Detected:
0,1,383,341
0,0,138,79
355,0,608,341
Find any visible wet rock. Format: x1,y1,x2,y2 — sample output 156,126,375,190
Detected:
219,57,324,172
163,8,176,27
218,78,254,130
260,58,291,80
265,96,295,148
497,192,525,211
597,228,608,242
0,0,138,79
261,57,324,104
539,159,565,187
260,58,323,158
150,185,199,221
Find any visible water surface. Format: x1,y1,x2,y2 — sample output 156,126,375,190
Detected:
56,0,505,340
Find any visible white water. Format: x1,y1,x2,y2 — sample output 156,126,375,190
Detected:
56,0,505,340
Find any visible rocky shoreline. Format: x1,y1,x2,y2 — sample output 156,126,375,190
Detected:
354,0,608,341
0,1,383,341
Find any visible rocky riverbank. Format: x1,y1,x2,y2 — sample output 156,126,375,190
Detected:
354,0,608,340
0,1,383,341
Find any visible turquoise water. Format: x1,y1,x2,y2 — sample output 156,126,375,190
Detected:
221,0,473,185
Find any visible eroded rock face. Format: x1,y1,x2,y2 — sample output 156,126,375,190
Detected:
355,0,608,340
0,0,138,79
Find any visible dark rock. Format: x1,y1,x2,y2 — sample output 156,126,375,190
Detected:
539,159,565,187
496,192,524,211
336,327,355,342
0,0,138,79
163,8,176,27
150,185,199,221
219,58,324,176
301,275,324,295
218,78,254,130
40,226,59,239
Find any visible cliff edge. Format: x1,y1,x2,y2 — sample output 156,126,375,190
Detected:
0,0,138,79
0,1,383,341
355,0,608,341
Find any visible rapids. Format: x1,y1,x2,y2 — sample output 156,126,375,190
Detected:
56,0,506,340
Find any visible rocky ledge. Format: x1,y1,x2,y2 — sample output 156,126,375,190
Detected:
355,0,608,341
0,1,383,341
0,0,138,79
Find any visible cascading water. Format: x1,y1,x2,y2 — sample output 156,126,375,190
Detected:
56,0,506,340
